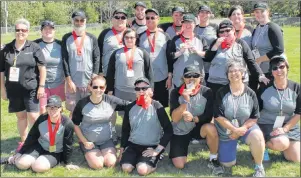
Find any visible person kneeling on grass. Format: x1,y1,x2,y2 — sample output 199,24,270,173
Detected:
119,77,173,176
2,95,78,172
214,61,265,177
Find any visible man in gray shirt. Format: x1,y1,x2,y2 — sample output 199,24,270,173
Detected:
128,2,147,35
62,10,100,116
159,7,184,39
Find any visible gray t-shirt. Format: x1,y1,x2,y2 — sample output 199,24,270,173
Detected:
214,85,259,141
35,39,64,89
131,19,147,35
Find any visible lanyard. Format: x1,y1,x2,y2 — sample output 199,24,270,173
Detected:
146,29,158,53
230,87,242,120
124,46,136,70
112,27,124,45
236,23,245,39
253,25,268,48
172,24,182,35
72,31,86,56
47,116,61,146
13,50,22,67
275,83,287,116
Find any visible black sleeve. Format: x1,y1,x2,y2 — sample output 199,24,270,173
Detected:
62,117,74,164
19,115,45,154
169,88,180,116
239,39,263,76
204,39,218,62
164,33,173,73
197,87,213,125
154,101,173,148
166,36,179,62
213,87,227,118
106,50,117,92
256,83,268,111
89,33,101,75
201,36,209,51
71,98,87,125
32,42,46,66
61,33,71,77
249,89,260,119
120,102,136,148
292,82,301,115
266,22,284,59
158,23,172,32
0,46,6,72
98,28,111,74
33,38,43,44
141,48,153,87
105,94,129,111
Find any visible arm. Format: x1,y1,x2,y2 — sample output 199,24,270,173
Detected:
33,43,46,99
91,34,100,76
266,23,284,59
142,49,153,88
170,89,187,123
98,29,110,75
120,103,135,149
283,90,300,132
195,88,213,125
106,50,117,92
62,119,74,164
156,104,173,149
61,33,71,78
203,39,218,62
106,95,129,111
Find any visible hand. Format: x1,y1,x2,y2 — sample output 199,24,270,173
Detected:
233,126,248,136
37,86,45,99
83,142,95,150
108,91,113,95
92,74,98,78
189,46,197,54
66,164,80,170
1,88,7,100
259,75,270,85
214,37,226,47
256,56,264,64
182,111,193,122
9,153,22,164
229,132,240,140
118,148,124,162
165,76,172,89
181,89,193,102
142,147,159,157
67,80,77,93
270,127,286,136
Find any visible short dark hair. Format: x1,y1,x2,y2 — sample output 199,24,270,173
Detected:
228,5,244,18
270,56,289,70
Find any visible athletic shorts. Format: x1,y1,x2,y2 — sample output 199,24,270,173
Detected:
258,124,300,142
79,139,115,154
21,143,60,168
39,83,66,108
120,142,163,168
218,124,260,163
153,78,169,108
8,89,39,113
65,86,89,112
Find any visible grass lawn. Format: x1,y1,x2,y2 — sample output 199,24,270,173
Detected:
1,26,300,177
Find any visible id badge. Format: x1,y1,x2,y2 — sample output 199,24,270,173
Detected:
9,67,20,82
77,61,85,71
127,69,134,77
49,145,56,152
252,49,260,59
273,116,285,129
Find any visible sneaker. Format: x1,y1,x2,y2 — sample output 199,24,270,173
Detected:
208,159,224,175
263,149,270,162
191,138,200,144
253,166,265,177
0,157,9,164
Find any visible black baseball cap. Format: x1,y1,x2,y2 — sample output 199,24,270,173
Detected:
46,95,62,108
145,8,159,16
134,77,150,86
270,55,288,66
182,13,196,23
253,2,269,11
72,10,86,19
198,5,212,13
41,20,55,30
183,66,201,75
134,2,146,8
219,19,233,30
113,9,128,17
172,7,184,14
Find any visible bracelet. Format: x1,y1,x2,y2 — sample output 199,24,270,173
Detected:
39,85,45,88
183,99,190,104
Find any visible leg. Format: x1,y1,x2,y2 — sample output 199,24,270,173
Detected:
245,129,265,165
39,89,48,115
27,112,39,127
16,111,28,142
84,149,105,169
101,147,117,167
15,154,36,170
218,140,237,167
120,145,138,173
267,136,290,151
172,157,187,169
169,134,190,169
136,162,156,176
121,163,135,173
201,123,218,154
31,155,58,173
283,141,300,162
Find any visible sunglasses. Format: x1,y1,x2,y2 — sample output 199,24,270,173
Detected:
47,106,60,110
92,85,106,90
134,86,150,91
114,16,127,20
184,73,201,78
125,36,136,40
146,16,157,20
74,19,85,23
219,29,231,34
272,65,286,71
15,29,28,33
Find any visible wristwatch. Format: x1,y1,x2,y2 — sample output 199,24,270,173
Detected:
155,147,161,153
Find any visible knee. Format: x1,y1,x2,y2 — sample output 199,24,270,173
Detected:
202,124,218,138
248,130,265,143
284,154,300,163
268,137,290,151
104,155,117,167
137,163,151,176
121,164,134,173
15,159,32,170
89,162,103,170
31,162,50,173
221,160,236,167
172,159,186,169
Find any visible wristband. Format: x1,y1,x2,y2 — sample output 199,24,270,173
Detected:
39,85,45,88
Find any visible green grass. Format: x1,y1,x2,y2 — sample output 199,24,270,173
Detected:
1,27,300,177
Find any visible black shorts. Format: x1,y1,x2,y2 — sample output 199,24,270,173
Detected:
21,143,60,168
120,142,163,168
8,89,39,113
258,124,300,142
79,139,115,154
153,78,169,107
169,128,206,159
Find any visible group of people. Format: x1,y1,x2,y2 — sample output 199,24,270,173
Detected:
0,1,299,177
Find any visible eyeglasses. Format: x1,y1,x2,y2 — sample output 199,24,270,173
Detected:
114,16,127,20
184,73,201,78
47,106,60,110
219,29,231,34
228,69,240,74
74,19,85,23
92,85,106,90
134,86,150,91
15,29,28,33
146,16,157,20
272,65,286,71
125,36,136,40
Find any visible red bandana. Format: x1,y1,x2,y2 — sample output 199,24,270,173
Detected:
178,84,201,95
136,95,151,109
221,36,236,49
